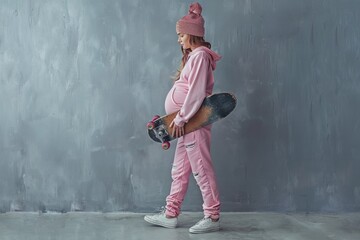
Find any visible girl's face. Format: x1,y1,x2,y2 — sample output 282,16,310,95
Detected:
177,33,191,50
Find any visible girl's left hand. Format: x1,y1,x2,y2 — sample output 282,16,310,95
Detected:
170,120,185,138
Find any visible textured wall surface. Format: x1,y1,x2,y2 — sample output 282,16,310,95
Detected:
0,0,359,213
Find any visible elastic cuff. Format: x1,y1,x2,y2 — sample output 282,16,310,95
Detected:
165,208,178,218
174,117,185,127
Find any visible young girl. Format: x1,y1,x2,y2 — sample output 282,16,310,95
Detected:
144,2,221,234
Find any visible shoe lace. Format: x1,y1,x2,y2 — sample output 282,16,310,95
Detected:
154,206,166,215
194,217,210,226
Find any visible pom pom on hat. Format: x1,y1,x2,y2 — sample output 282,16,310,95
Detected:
176,2,205,37
188,2,202,15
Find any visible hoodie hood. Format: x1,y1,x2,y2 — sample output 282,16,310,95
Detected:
189,46,222,70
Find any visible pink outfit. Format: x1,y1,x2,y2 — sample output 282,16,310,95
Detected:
164,46,221,218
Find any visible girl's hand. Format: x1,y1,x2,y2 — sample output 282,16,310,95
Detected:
170,120,185,138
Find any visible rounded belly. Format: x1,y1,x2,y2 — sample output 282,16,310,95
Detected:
164,86,187,114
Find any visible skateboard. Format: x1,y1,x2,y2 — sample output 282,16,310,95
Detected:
147,93,237,150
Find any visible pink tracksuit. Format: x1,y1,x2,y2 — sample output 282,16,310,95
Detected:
164,46,221,219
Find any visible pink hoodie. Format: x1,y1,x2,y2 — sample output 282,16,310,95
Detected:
165,46,221,127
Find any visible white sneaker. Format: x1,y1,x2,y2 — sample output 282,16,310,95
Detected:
144,209,178,229
189,217,220,234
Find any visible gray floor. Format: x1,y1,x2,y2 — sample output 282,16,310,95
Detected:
0,212,360,240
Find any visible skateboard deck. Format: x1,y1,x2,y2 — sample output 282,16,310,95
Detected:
147,93,237,150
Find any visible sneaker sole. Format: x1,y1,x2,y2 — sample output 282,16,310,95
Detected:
144,216,177,229
189,226,220,234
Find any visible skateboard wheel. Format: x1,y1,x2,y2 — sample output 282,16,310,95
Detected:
147,121,155,130
152,115,160,121
162,142,170,150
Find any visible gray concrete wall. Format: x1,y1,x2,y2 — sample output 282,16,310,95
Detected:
0,0,359,213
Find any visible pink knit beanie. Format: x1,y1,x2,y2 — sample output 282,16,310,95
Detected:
176,2,205,37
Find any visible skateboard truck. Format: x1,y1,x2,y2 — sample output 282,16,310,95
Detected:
147,115,171,150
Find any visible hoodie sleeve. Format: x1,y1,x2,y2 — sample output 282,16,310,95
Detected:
173,52,211,127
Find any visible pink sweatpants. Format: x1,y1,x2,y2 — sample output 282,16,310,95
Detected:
165,125,220,218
